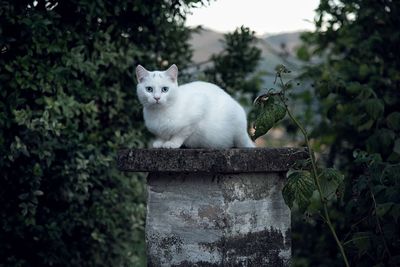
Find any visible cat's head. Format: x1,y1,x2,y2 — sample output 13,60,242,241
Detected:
135,64,179,107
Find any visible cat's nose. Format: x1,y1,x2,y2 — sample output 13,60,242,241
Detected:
153,96,160,101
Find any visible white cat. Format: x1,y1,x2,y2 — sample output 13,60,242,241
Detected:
135,64,255,148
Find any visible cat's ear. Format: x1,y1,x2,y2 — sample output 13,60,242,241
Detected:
165,64,178,83
136,65,149,83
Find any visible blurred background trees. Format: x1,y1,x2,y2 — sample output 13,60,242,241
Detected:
203,26,263,105
0,0,207,266
291,0,400,266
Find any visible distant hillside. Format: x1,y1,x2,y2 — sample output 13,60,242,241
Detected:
188,28,305,88
189,28,303,71
189,28,224,63
262,32,302,54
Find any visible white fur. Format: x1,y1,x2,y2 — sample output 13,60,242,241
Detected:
135,65,255,148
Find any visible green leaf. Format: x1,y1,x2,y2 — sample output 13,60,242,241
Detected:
351,232,371,255
365,98,384,120
359,64,370,78
346,82,362,94
33,163,43,177
13,109,31,125
252,95,286,140
33,190,44,196
366,129,395,154
387,112,400,131
357,119,374,132
253,110,274,140
319,168,344,200
376,202,394,217
282,171,315,211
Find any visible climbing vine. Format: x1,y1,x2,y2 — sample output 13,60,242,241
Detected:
252,65,349,266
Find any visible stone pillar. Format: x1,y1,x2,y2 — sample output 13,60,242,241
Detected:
118,148,307,267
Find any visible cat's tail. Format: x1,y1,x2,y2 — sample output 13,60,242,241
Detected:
235,132,256,148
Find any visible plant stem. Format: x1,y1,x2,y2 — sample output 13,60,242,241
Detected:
370,188,391,258
277,74,350,267
285,105,350,267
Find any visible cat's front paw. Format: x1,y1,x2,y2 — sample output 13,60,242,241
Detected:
152,140,164,148
162,141,181,149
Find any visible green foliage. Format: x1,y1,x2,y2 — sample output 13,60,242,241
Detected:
292,0,400,266
0,0,205,266
282,171,315,210
204,26,263,105
296,45,311,61
319,168,344,201
252,68,350,266
252,94,286,140
387,112,400,131
346,152,400,266
251,65,292,139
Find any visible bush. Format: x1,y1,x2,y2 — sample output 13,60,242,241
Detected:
0,0,204,266
293,0,400,266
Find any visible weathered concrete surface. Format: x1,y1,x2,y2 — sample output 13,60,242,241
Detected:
146,172,291,267
118,147,308,173
117,148,307,266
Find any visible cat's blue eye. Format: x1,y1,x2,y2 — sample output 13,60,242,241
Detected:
161,86,169,93
145,86,153,92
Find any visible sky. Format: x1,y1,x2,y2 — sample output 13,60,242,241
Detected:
186,0,320,35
